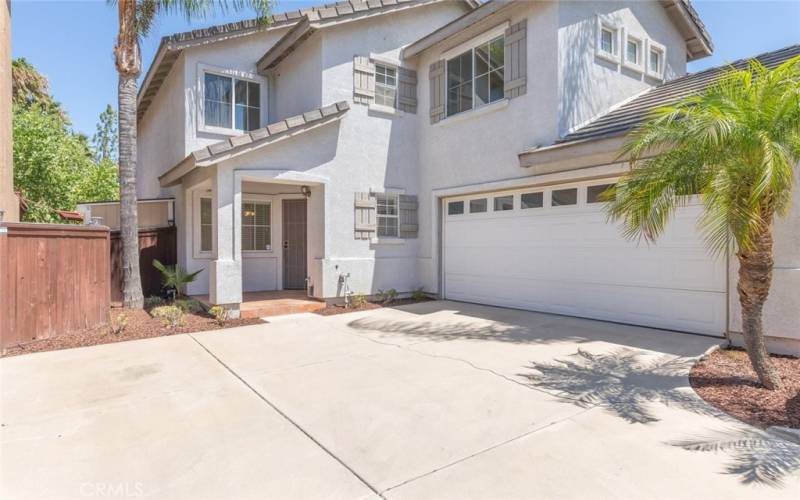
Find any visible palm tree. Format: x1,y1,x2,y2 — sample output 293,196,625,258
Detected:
607,56,800,390
112,0,273,308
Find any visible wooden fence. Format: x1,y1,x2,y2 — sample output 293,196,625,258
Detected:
0,223,110,354
110,226,176,304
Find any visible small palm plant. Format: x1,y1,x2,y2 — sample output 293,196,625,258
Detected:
607,56,800,390
153,259,203,299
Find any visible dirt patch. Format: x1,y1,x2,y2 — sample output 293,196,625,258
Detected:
315,298,432,316
690,347,800,429
3,308,264,358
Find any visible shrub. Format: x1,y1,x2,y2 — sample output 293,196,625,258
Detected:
174,298,202,314
208,305,228,326
110,313,128,335
144,296,165,309
150,305,185,328
351,293,367,308
411,287,426,301
152,260,203,298
377,288,399,305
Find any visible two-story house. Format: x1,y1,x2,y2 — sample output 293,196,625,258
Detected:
135,0,800,354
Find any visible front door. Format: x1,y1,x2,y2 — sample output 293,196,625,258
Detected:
282,199,307,290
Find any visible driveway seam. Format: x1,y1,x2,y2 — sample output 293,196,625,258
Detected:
380,405,595,495
187,333,384,499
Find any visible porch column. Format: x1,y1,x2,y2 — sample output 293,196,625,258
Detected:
209,167,242,311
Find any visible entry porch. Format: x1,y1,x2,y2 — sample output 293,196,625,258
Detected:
178,169,326,318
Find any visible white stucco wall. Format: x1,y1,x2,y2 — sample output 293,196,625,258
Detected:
728,180,800,354
137,53,186,200
557,0,688,135
174,2,469,300
413,0,691,294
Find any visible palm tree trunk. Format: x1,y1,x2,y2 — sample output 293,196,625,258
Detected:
736,221,782,390
115,0,143,308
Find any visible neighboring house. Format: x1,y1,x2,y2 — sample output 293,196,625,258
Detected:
137,0,799,354
77,198,174,230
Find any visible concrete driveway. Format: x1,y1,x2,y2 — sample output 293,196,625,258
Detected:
2,301,798,499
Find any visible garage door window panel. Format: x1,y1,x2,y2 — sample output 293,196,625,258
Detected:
469,198,487,213
552,188,578,207
521,192,543,209
448,200,465,215
493,195,514,211
587,184,615,204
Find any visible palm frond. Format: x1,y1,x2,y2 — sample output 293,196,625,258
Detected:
609,55,800,254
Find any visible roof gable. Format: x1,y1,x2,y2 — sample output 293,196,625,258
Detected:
138,0,477,121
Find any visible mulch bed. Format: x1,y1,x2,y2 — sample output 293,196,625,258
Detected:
690,347,800,429
315,298,432,316
2,308,264,358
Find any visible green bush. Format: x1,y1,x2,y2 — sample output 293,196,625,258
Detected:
150,305,185,328
411,287,426,301
144,296,165,309
152,259,203,298
350,293,367,308
110,313,128,335
377,288,399,305
174,298,202,314
208,305,228,326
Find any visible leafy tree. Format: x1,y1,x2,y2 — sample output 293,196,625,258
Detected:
607,56,800,390
11,58,64,118
12,58,119,222
111,0,273,309
92,104,118,163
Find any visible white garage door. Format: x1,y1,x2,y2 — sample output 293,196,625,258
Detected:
442,181,727,336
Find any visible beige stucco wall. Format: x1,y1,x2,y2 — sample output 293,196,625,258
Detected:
77,200,173,230
0,0,18,222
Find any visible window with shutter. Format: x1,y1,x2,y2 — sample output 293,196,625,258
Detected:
354,192,377,240
429,60,446,124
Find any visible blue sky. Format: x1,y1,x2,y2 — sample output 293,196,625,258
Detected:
11,0,800,138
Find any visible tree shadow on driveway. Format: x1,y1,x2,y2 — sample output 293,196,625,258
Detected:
669,427,800,487
519,348,719,423
520,347,800,487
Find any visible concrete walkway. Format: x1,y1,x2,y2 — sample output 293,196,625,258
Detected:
2,301,798,499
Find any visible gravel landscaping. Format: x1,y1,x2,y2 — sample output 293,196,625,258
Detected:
690,347,800,429
3,307,264,357
314,298,432,316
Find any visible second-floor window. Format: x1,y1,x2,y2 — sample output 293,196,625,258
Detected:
446,35,504,117
204,73,260,132
374,64,397,107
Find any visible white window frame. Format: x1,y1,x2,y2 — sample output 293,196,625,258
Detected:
442,22,508,119
192,190,214,259
197,63,266,136
376,193,400,238
374,63,398,109
595,16,621,64
646,39,666,80
622,31,645,73
240,199,272,254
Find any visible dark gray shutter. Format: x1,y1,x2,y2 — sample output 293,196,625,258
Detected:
429,60,446,123
397,67,417,114
353,56,375,105
399,195,418,238
504,19,527,99
354,192,376,239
